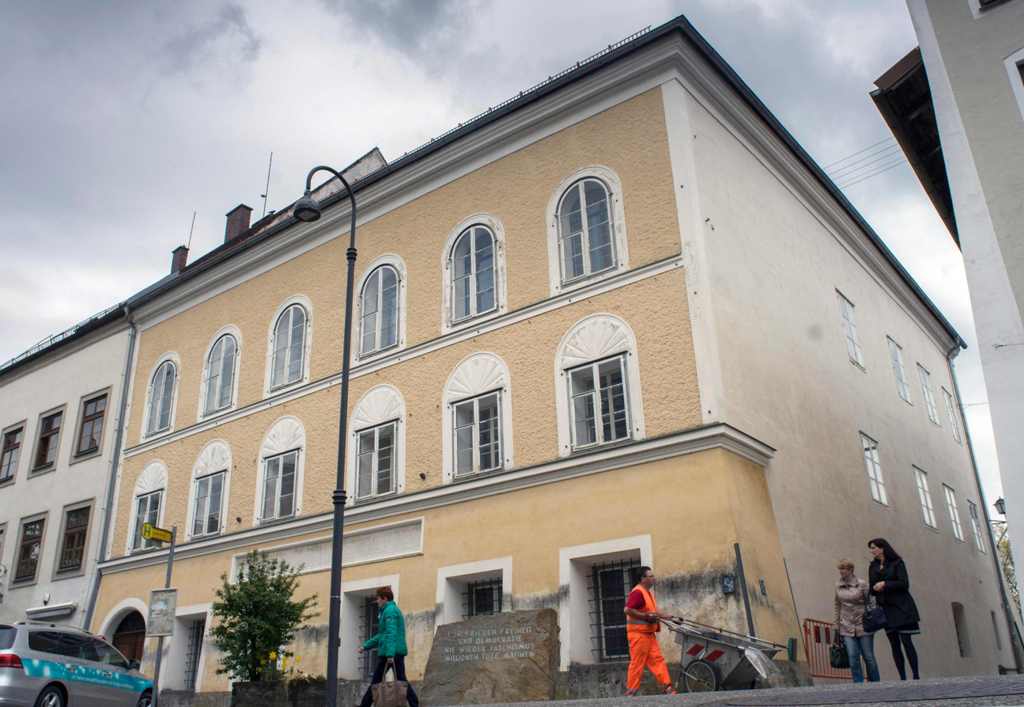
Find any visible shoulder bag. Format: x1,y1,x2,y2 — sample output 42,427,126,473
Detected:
829,638,850,669
862,588,888,634
371,660,410,707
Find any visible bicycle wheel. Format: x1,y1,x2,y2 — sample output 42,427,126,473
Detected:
681,659,720,692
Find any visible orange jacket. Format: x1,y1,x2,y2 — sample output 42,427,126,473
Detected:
625,584,660,634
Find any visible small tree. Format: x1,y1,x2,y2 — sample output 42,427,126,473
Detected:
211,551,318,682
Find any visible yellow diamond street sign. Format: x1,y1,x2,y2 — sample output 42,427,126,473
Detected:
142,522,173,544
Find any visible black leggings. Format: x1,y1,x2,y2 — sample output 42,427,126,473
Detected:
886,632,919,680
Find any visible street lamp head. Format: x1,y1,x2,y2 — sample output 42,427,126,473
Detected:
995,497,1006,516
293,191,322,222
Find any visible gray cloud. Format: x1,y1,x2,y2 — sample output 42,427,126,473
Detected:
161,3,263,76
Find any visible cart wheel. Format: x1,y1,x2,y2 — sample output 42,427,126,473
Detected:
681,659,720,692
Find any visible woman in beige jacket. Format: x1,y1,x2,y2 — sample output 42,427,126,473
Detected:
834,559,880,682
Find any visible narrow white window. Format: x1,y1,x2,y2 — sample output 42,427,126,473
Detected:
355,421,397,500
271,305,307,390
967,501,986,553
943,388,963,444
450,226,496,323
837,292,864,367
192,471,225,537
913,466,937,528
887,337,911,402
944,484,964,541
569,356,630,450
860,433,887,505
452,392,502,478
360,266,399,356
204,334,237,415
146,361,176,435
557,178,616,283
262,450,298,522
132,490,162,551
918,364,939,425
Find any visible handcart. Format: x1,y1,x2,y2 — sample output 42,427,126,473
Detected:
661,617,786,692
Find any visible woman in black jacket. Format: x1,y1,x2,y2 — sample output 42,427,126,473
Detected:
868,538,921,680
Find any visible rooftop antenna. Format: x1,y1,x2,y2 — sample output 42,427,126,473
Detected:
260,151,274,218
186,210,197,249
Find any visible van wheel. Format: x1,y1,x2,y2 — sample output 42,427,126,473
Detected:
137,692,153,707
35,686,66,707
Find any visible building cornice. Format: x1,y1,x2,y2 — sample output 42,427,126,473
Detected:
99,422,773,575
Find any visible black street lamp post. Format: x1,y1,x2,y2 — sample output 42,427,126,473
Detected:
293,167,357,707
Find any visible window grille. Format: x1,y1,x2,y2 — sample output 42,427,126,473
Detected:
361,596,381,679
589,559,642,661
463,579,503,619
183,618,205,692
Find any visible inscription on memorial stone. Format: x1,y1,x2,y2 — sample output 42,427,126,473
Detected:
420,609,559,705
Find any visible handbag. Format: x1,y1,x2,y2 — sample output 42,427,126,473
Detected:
829,640,850,669
863,592,888,634
371,660,410,707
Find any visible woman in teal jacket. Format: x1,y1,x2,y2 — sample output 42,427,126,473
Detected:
358,586,419,707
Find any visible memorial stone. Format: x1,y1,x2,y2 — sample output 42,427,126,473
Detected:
420,609,559,705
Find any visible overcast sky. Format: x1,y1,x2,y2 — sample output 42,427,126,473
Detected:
0,1,1003,505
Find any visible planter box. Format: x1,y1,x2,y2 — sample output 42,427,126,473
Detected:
230,681,287,706
288,679,327,707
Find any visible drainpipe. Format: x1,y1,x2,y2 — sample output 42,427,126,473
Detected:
83,306,137,632
946,342,1024,672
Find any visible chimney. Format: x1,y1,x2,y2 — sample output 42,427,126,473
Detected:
171,245,189,275
225,204,253,243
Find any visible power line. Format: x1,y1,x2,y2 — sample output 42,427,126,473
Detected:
832,153,907,183
838,158,909,188
822,136,896,169
827,143,903,178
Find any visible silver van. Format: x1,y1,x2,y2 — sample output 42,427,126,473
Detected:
0,622,152,706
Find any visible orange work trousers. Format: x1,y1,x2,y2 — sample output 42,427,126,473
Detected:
627,632,672,691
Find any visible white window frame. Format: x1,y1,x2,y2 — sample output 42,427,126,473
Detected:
347,385,407,505
132,490,163,552
440,214,507,334
354,421,399,500
860,433,887,505
555,178,618,284
967,500,986,553
253,416,306,524
917,364,940,425
887,337,912,403
555,314,645,458
913,466,937,528
567,355,632,451
546,166,629,295
191,471,226,538
435,557,513,628
441,353,514,483
837,291,864,368
142,354,180,440
199,327,241,419
944,484,965,541
942,387,963,444
126,461,168,554
260,450,300,524
451,391,504,479
355,255,407,361
1004,47,1024,120
187,441,231,539
264,296,313,395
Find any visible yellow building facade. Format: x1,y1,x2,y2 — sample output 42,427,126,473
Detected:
92,31,803,695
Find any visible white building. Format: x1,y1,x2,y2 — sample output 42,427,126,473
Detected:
874,0,1024,590
0,305,132,629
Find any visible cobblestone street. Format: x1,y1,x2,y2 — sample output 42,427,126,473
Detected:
437,675,1024,707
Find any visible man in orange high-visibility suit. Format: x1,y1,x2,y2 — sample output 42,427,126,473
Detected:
624,566,677,696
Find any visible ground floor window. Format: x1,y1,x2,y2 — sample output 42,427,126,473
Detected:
361,596,381,679
463,579,503,619
183,618,206,692
591,560,642,661
112,611,146,663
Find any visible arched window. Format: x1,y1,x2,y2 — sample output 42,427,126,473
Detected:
189,441,231,538
270,304,307,390
360,265,400,356
256,417,305,524
442,353,514,482
349,385,406,502
557,178,615,283
449,226,496,323
146,360,177,436
204,334,238,415
555,314,645,457
129,461,167,552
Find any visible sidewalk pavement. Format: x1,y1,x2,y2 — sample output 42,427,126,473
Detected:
437,675,1024,707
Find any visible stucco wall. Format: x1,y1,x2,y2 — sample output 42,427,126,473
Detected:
677,83,1012,676
0,326,129,626
93,448,797,691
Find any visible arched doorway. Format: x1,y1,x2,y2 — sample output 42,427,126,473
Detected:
112,610,146,663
